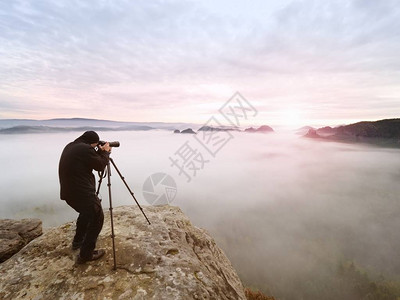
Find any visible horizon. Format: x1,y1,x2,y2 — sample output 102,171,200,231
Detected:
1,1,400,127
0,116,398,131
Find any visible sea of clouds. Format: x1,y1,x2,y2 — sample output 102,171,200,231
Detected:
1,130,399,297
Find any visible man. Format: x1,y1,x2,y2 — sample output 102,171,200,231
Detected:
58,131,111,264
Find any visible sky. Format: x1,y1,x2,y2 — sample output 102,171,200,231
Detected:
0,0,399,128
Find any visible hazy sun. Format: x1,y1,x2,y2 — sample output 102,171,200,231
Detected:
281,109,304,128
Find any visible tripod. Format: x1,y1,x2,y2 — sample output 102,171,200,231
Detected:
96,156,151,270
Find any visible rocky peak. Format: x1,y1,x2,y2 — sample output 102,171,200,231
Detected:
0,205,246,299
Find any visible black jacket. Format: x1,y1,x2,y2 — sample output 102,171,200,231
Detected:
59,138,109,204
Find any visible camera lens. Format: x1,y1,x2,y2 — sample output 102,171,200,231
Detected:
109,141,120,147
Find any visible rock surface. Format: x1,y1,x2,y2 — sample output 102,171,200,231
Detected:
0,205,246,300
0,218,42,263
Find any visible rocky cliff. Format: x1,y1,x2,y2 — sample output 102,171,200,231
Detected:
0,205,246,300
0,218,42,263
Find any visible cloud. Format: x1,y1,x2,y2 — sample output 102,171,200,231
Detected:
2,130,400,298
0,0,399,123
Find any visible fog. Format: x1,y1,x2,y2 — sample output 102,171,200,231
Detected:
1,130,400,299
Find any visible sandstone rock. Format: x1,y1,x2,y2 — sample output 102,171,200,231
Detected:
0,218,42,263
0,205,246,299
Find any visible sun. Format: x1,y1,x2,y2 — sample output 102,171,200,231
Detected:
280,109,305,128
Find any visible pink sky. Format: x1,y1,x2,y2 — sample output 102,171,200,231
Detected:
0,0,399,128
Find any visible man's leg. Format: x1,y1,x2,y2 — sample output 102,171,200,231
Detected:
79,200,104,260
66,199,89,250
72,213,89,249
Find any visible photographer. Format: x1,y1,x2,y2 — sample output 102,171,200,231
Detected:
58,131,111,264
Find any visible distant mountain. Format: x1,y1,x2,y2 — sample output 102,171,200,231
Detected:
0,125,154,134
296,126,315,135
316,126,337,136
297,126,337,136
180,128,196,134
334,119,400,139
302,119,400,146
197,125,239,132
0,118,123,128
303,128,322,139
244,125,274,133
0,118,198,134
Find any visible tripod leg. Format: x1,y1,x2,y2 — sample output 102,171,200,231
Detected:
96,169,105,196
106,161,117,270
109,157,151,225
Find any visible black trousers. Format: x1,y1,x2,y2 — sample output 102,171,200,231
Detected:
66,197,104,260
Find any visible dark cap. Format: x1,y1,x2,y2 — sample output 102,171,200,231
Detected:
77,131,100,144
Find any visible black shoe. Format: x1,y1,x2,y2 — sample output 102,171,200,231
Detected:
76,249,105,264
71,243,81,251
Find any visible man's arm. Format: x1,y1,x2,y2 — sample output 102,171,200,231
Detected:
88,143,111,171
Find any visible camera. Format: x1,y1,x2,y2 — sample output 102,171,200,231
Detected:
99,140,120,147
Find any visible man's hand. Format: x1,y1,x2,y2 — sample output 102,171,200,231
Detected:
99,142,111,153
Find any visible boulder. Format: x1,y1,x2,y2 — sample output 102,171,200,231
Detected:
0,218,42,263
0,205,246,300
